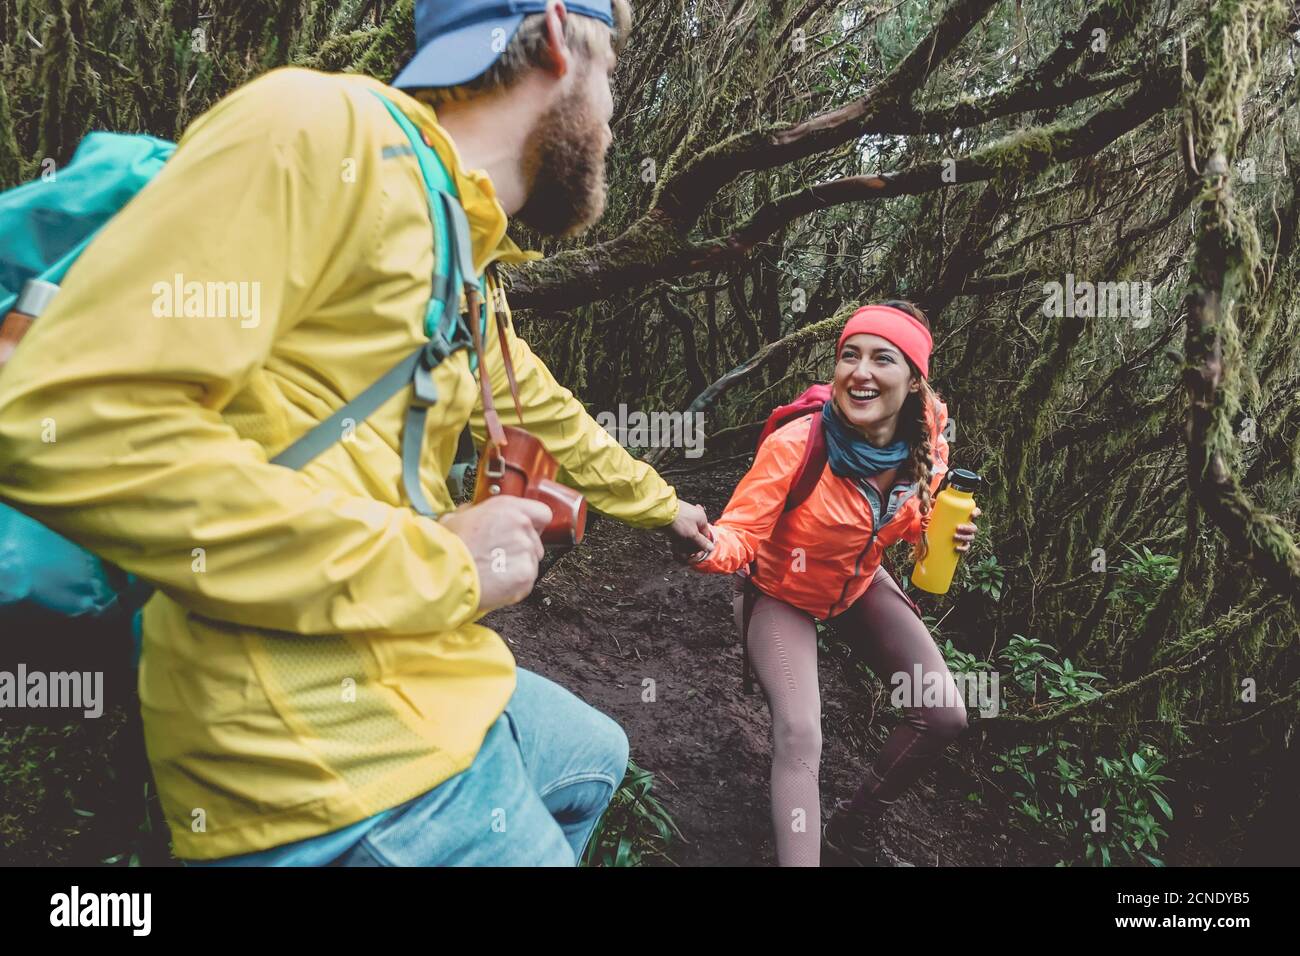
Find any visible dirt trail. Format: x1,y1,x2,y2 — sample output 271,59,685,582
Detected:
486,467,1049,867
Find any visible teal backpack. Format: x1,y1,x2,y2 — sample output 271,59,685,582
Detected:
0,92,484,662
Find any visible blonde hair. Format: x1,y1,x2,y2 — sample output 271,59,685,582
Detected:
410,1,633,108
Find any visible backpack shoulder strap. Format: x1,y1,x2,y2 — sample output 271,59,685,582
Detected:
369,91,466,341
269,334,456,471
740,567,758,695
271,92,475,517
783,412,826,513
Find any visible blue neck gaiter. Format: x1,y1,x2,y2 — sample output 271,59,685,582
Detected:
821,400,910,479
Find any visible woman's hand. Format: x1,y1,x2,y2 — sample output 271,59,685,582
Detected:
954,506,981,553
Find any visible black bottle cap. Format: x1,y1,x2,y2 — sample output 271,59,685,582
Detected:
946,468,982,493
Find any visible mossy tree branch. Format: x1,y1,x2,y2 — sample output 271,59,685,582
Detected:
1181,0,1300,618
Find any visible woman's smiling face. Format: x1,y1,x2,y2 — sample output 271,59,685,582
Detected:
832,333,920,441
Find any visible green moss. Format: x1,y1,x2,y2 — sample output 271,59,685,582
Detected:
0,80,26,188
297,27,374,71
349,0,414,78
973,121,1073,178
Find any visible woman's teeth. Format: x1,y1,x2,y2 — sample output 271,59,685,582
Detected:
849,388,880,401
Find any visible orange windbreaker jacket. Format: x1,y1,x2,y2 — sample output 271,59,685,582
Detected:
692,397,950,619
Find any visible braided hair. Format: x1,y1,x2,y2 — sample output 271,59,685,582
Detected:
879,299,940,566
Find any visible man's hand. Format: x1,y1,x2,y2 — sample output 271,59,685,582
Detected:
666,500,714,562
439,496,552,613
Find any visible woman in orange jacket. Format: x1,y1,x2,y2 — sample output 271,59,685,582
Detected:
689,301,981,866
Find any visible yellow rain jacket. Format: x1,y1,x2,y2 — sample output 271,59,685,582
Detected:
0,67,679,859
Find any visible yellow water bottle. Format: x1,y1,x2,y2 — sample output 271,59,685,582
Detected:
911,469,982,595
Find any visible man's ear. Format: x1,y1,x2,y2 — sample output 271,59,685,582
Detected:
540,0,571,79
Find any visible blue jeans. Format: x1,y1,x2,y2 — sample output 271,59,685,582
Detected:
186,668,629,866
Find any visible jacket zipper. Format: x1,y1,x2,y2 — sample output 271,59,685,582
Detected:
830,479,913,616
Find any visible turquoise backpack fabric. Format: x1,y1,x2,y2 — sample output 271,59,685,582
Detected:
0,132,175,316
0,133,174,641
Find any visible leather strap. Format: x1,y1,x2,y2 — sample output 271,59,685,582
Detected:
0,311,34,369
467,281,505,450
494,309,525,423
438,190,526,451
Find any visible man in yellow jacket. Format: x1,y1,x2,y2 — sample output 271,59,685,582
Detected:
0,0,710,865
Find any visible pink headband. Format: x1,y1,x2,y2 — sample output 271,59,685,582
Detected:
837,304,933,380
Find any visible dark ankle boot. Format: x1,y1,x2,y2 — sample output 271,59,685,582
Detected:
823,799,891,867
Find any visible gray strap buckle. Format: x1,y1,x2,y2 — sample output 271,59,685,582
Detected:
411,336,453,407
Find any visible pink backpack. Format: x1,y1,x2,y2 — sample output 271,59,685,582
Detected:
756,383,830,513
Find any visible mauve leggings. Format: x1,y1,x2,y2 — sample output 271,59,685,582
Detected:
733,565,969,866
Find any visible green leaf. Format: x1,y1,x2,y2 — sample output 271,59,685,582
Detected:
614,836,633,867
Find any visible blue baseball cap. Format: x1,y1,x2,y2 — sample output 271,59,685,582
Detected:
392,0,615,90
